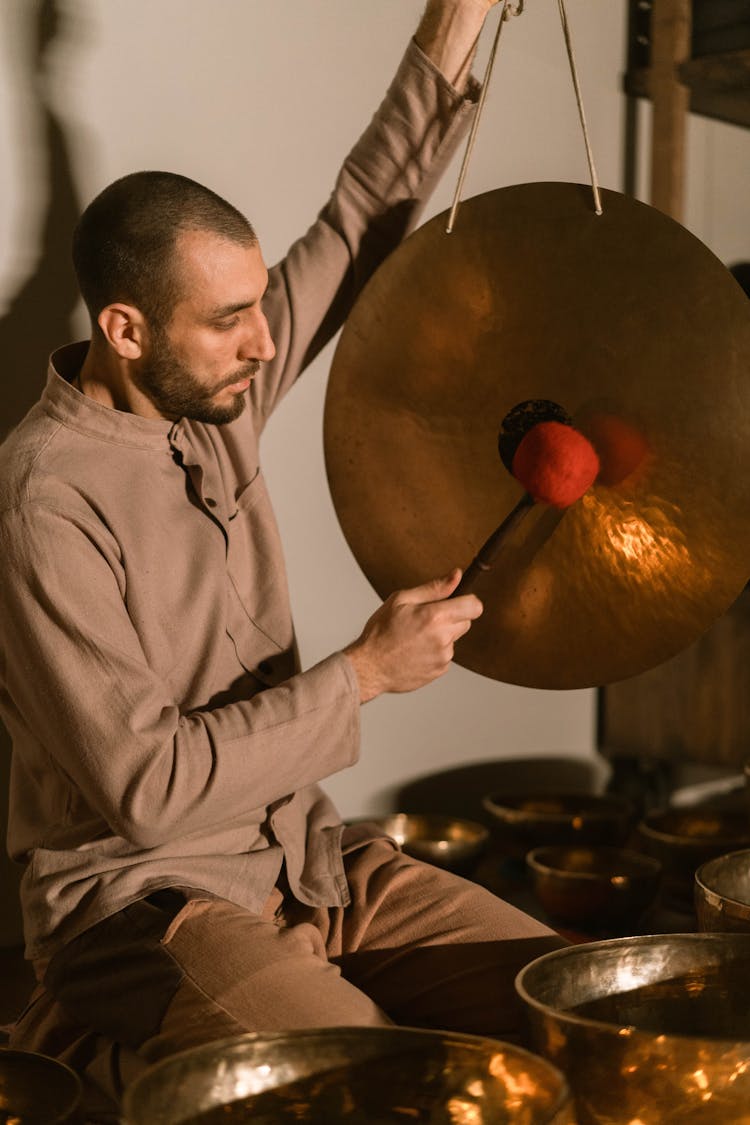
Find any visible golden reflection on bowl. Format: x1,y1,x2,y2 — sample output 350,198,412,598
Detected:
526,845,662,932
516,933,750,1125
122,1026,576,1124
695,848,750,933
356,813,490,874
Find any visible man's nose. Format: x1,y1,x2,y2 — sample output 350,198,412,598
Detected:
240,311,275,363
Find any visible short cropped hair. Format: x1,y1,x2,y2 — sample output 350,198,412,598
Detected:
72,170,256,328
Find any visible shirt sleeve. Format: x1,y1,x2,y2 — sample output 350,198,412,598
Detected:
251,38,479,426
0,502,360,853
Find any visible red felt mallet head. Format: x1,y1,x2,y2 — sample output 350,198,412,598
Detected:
450,417,600,597
511,420,600,508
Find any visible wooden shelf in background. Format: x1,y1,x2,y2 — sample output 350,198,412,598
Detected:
599,587,750,770
607,5,750,775
625,47,750,131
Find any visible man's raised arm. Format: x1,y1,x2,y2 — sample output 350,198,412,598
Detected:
416,0,500,90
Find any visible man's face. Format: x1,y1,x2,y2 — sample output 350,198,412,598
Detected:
135,228,276,424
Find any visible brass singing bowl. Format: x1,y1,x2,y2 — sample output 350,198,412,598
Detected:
352,813,490,874
526,845,662,932
636,806,750,908
324,183,750,688
482,791,634,856
121,1026,575,1124
0,1048,83,1124
516,933,750,1124
695,848,750,932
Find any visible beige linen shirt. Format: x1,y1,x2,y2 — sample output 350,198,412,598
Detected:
0,41,476,960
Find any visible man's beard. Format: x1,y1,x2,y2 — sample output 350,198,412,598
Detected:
136,329,259,425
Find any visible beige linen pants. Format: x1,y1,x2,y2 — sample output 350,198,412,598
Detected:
11,838,565,1122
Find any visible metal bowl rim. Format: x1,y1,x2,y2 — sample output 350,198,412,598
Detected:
695,847,750,908
0,1047,83,1118
482,791,634,823
638,809,750,847
515,931,750,1045
526,844,663,881
348,813,490,842
122,1024,572,1121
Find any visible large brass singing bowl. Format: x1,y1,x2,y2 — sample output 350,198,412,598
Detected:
121,1026,575,1124
516,933,750,1124
324,183,750,688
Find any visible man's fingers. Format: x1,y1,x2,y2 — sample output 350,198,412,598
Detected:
453,617,476,642
442,610,480,648
396,568,465,606
445,592,484,621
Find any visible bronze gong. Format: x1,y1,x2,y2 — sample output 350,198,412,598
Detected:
323,183,750,689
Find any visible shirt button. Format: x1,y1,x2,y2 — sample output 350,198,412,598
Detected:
205,497,217,508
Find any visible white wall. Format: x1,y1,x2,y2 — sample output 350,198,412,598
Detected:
0,1,748,879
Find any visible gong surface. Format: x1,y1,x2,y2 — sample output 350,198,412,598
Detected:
323,183,750,688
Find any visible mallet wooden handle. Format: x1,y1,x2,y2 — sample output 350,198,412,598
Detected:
452,492,534,597
451,419,600,597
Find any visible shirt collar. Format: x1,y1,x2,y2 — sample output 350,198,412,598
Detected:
42,341,179,452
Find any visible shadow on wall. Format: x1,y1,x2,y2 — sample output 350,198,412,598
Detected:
0,0,83,441
393,756,607,829
0,0,86,945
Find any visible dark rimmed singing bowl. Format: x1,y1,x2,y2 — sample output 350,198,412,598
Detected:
636,806,750,906
695,847,750,932
516,932,750,1124
121,1026,575,1124
483,791,634,855
526,844,662,931
0,1047,83,1124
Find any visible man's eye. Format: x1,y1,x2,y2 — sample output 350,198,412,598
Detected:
215,317,239,331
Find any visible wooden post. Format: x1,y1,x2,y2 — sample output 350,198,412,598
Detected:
649,0,692,221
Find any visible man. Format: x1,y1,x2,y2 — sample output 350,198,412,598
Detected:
0,1,564,1118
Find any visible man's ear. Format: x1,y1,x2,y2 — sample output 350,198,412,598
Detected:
97,303,146,360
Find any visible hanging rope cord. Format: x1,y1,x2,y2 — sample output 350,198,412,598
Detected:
445,0,603,234
558,0,603,215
